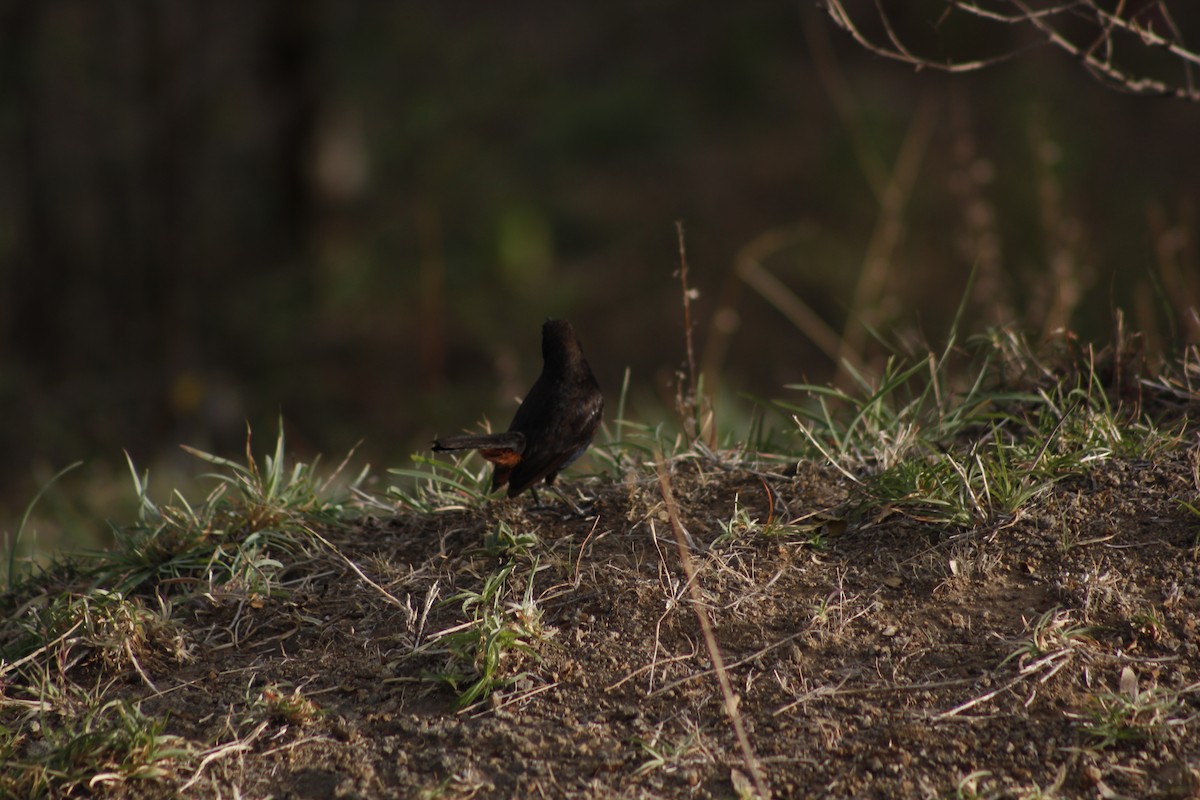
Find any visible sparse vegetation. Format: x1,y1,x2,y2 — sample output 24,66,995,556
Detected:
428,554,549,710
3,334,1200,797
1072,671,1200,752
0,690,192,798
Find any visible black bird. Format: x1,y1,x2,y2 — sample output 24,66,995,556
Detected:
433,319,603,501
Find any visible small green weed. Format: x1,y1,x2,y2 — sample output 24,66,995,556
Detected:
632,725,707,777
428,559,547,709
712,494,828,547
999,607,1094,684
0,695,191,798
478,520,538,560
1,588,185,685
1131,607,1167,642
389,453,494,512
91,421,361,598
866,432,1060,528
1076,686,1188,749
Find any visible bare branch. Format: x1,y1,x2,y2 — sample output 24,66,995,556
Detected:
819,0,1200,102
1011,0,1187,97
1087,3,1200,67
823,0,1041,73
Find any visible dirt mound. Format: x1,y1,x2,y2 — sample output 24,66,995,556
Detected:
13,451,1192,799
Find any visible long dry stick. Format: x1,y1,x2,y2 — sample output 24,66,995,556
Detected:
674,221,713,445
655,455,771,799
676,221,698,407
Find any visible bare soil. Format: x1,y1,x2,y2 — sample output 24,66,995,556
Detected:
86,446,1200,799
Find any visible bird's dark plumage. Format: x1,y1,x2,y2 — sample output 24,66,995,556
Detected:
432,320,603,499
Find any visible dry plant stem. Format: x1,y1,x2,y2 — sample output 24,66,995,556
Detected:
676,220,698,405
793,415,864,485
651,629,808,697
606,648,698,693
0,618,84,678
470,682,559,718
675,221,713,445
655,455,771,800
713,222,857,376
1147,200,1200,342
1086,2,1199,69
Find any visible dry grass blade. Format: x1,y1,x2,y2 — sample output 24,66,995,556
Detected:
302,524,405,608
179,720,270,791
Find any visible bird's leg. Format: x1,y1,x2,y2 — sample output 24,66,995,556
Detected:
549,484,594,517
524,484,592,517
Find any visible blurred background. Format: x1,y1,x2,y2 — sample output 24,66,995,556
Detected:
2,1,1198,544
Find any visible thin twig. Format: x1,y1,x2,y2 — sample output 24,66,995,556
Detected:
605,648,700,692
935,673,1026,719
470,681,559,717
651,629,808,697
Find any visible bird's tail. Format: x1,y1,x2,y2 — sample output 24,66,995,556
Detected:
432,432,526,455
